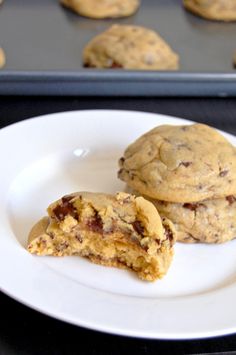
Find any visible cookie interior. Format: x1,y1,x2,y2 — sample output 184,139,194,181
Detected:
28,192,174,281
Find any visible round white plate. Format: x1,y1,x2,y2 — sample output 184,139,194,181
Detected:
1,109,236,340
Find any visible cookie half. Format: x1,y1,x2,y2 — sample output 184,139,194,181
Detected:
27,192,175,281
183,0,236,22
118,124,236,203
83,24,179,70
61,0,140,19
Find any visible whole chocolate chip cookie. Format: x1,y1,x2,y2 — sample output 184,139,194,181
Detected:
151,196,236,244
83,24,179,70
118,124,236,203
60,0,140,19
183,0,236,21
28,192,175,281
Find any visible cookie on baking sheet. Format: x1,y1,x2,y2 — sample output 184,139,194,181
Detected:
27,192,175,281
183,0,236,22
151,195,236,244
60,0,140,19
83,24,179,70
118,124,236,203
0,48,5,69
233,51,236,69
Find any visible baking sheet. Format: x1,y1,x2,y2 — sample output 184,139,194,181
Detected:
0,0,236,96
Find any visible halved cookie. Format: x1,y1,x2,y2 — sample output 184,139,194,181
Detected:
27,192,175,281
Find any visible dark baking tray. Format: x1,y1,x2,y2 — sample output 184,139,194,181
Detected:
1,0,236,96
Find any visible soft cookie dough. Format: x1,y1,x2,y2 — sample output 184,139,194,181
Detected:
183,0,236,22
151,195,236,244
27,192,175,281
0,48,5,69
118,124,236,203
61,0,140,19
83,24,179,70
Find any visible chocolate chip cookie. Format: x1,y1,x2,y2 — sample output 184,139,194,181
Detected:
61,0,140,19
183,0,236,21
27,192,175,281
151,195,236,243
118,124,236,203
83,24,179,70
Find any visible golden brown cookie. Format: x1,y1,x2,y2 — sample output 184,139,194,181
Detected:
61,0,140,19
83,24,179,70
118,124,236,203
27,192,175,281
150,195,236,244
0,48,5,69
183,0,236,22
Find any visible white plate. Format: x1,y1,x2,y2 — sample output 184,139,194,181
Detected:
1,109,236,340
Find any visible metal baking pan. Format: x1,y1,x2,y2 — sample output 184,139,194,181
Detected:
0,0,236,96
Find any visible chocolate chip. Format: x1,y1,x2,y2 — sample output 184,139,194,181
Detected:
119,157,125,164
226,195,236,205
56,241,69,252
83,62,96,68
62,195,74,203
115,257,128,268
53,199,78,221
129,172,135,180
110,61,123,69
87,211,103,233
183,203,205,211
164,225,174,245
132,220,144,236
187,233,199,243
118,168,124,176
180,161,192,168
219,170,228,177
76,234,83,243
183,203,197,211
